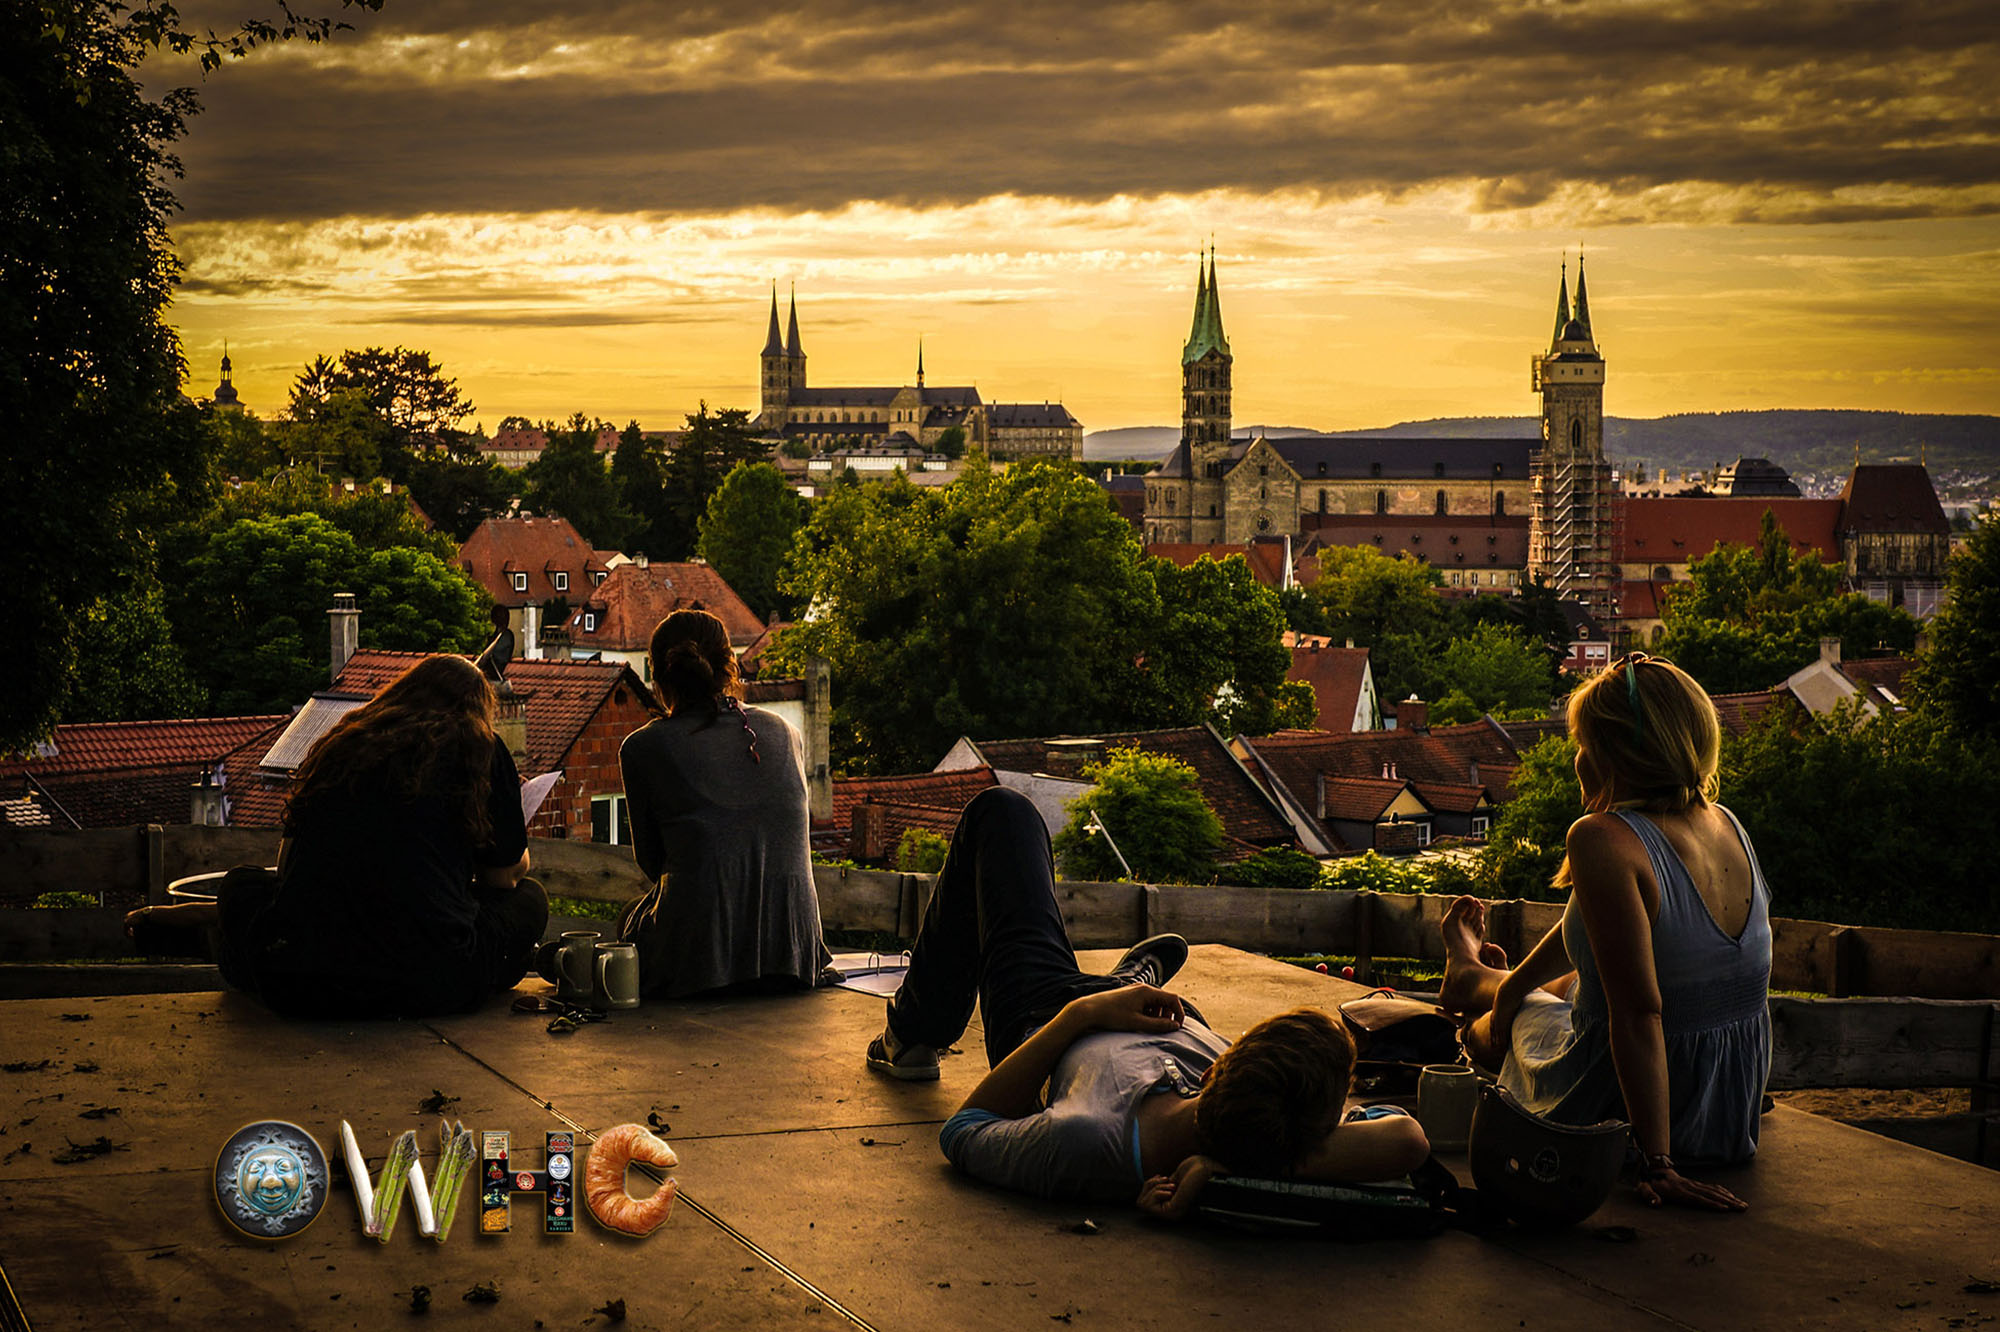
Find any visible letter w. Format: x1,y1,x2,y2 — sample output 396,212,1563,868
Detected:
341,1120,477,1243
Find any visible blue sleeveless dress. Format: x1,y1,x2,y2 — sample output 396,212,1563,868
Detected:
1499,807,1772,1163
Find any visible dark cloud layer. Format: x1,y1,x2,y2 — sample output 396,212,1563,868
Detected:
167,0,2000,223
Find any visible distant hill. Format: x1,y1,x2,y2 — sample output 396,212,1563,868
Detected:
1084,411,2000,481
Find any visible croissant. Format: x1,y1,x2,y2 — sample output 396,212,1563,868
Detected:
584,1123,679,1237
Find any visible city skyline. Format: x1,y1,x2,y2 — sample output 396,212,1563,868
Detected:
163,1,2000,432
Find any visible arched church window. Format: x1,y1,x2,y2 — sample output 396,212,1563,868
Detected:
1653,565,1671,581
1570,419,1582,450
1435,489,1447,515
1494,493,1506,517
1318,489,1328,514
1375,489,1387,515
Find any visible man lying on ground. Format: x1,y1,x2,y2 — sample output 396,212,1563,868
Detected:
865,787,1429,1217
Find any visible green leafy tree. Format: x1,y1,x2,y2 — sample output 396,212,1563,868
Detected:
1657,511,1918,694
1421,623,1555,725
168,513,488,714
893,828,951,874
1144,555,1315,736
1475,734,1584,902
771,463,1163,772
933,425,967,460
697,462,807,621
1304,547,1446,704
1911,510,2000,748
610,420,667,553
63,577,207,722
208,407,282,480
400,450,517,542
653,404,770,559
1721,704,2000,933
289,347,474,450
1052,748,1223,884
521,414,636,550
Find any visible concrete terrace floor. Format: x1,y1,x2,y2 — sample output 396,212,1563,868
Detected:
2,946,1997,1332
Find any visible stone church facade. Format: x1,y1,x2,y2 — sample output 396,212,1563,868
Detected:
752,289,1083,461
1142,255,1541,546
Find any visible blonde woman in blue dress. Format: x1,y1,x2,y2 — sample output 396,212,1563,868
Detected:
1439,653,1769,1213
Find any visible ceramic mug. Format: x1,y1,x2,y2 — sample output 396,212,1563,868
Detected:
555,931,601,1004
1416,1063,1480,1152
593,942,641,1010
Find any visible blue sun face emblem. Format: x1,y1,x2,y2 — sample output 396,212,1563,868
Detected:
215,1122,327,1240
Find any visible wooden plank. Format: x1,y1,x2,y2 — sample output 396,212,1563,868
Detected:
1150,883,1353,956
812,866,902,935
159,826,281,882
1768,995,2000,1090
0,827,146,903
525,836,650,904
1769,916,1835,995
0,908,132,961
1855,925,2000,1001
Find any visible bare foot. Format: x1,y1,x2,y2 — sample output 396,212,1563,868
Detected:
1479,942,1509,969
1438,896,1506,1016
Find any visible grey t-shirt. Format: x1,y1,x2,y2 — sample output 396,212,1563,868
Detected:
938,1020,1231,1201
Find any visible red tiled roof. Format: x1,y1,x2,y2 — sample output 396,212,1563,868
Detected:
568,562,764,651
1841,657,1913,696
1299,514,1530,571
1246,720,1522,792
827,767,997,833
967,730,1295,848
1410,780,1492,814
0,715,288,779
1708,689,1790,736
1318,775,1415,822
1621,579,1671,619
1622,498,1842,565
1283,635,1372,732
743,678,805,705
740,621,792,675
1838,465,1949,534
457,516,614,608
332,650,652,778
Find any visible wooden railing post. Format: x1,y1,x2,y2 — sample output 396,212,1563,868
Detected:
1352,890,1375,984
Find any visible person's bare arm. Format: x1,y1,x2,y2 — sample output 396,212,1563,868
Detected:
1294,1110,1432,1183
959,985,1186,1120
1569,814,1745,1213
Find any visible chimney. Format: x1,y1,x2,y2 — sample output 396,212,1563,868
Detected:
329,592,359,681
804,656,833,822
1400,695,1429,735
189,767,226,827
1819,636,1842,667
849,800,889,863
1468,760,1480,786
494,693,528,765
522,602,544,660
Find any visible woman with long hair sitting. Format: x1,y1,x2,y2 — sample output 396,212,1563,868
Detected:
1439,652,1770,1212
127,654,548,1016
615,608,833,996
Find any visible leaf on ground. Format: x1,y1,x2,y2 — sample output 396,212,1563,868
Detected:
71,1062,99,1073
78,1106,120,1120
408,1284,432,1314
1594,1225,1638,1243
416,1090,459,1115
58,1014,91,1023
1966,1279,2000,1295
2,1060,52,1074
462,1281,501,1304
593,1298,627,1321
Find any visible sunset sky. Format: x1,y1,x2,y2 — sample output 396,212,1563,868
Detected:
163,0,2000,435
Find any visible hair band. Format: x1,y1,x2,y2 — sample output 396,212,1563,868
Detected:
1625,659,1645,745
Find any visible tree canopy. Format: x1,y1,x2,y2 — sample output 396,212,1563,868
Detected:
697,462,807,622
521,413,636,550
1911,510,2000,748
768,462,1308,773
1051,748,1223,884
1657,510,1919,694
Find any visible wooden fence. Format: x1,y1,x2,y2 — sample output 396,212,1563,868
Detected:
5,826,1999,1001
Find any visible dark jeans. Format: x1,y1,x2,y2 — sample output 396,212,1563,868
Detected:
218,866,549,1018
887,787,1130,1066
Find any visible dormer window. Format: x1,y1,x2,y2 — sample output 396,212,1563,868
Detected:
591,570,606,585
582,612,597,632
553,572,570,592
510,572,528,593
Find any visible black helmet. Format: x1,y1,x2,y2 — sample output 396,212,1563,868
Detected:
1468,1081,1628,1228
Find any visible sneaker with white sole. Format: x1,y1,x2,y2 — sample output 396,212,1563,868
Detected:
1109,934,1189,989
867,1028,940,1082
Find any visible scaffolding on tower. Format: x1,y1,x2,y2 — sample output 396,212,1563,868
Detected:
1529,446,1624,639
